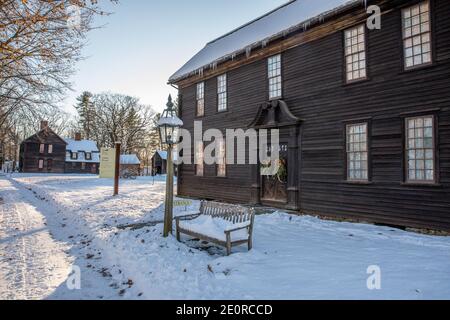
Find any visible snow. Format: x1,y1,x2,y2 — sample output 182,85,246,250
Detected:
120,155,141,165
2,173,450,300
179,216,250,242
169,0,360,82
65,139,99,153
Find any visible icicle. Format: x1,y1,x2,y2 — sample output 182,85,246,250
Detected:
245,46,252,58
262,39,268,48
303,21,310,31
362,0,368,9
212,61,218,70
231,53,236,61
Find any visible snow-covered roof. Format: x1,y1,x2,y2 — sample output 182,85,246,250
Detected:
65,139,99,153
64,138,100,163
121,154,141,165
156,150,178,162
169,0,360,83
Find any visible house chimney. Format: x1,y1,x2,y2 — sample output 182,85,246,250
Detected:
40,120,49,130
75,132,82,141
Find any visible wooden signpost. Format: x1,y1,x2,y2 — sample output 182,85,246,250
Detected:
99,143,121,196
114,142,121,196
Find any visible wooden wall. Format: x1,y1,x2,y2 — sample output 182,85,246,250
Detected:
65,162,99,174
20,133,66,174
177,0,450,231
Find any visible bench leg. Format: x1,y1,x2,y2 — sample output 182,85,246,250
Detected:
226,233,232,256
248,237,253,251
176,229,180,242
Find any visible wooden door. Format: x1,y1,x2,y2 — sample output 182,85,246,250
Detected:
261,143,288,203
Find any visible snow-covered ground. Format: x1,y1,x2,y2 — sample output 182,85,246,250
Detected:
1,173,450,300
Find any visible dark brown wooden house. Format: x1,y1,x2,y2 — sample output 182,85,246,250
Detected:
151,150,179,176
19,121,67,173
169,0,450,231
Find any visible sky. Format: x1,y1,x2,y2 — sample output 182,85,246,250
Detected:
65,0,286,114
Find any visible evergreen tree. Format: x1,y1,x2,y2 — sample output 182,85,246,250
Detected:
74,91,95,140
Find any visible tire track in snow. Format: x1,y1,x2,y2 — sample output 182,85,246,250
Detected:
0,178,72,300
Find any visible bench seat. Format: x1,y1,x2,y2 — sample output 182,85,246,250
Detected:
175,201,255,255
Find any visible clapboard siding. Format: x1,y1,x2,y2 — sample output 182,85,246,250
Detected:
176,0,450,231
19,130,66,174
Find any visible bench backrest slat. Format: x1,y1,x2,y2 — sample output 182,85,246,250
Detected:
200,201,254,225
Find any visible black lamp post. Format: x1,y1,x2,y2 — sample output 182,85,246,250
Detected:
158,95,183,237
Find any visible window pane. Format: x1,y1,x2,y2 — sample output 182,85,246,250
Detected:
347,123,369,181
406,115,435,182
217,74,227,111
268,54,282,99
196,143,204,176
217,139,226,177
344,25,367,82
196,82,205,116
402,1,431,69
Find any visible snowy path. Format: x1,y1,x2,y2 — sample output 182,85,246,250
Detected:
5,174,450,300
0,178,72,299
0,177,122,300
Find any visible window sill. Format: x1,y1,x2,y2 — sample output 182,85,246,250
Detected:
343,180,373,185
401,182,442,188
342,77,370,87
399,62,436,75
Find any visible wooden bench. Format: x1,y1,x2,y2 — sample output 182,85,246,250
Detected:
175,201,255,255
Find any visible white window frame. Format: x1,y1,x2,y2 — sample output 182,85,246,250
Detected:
38,159,44,170
268,54,282,100
344,24,367,82
48,144,53,154
196,82,205,117
405,115,435,183
195,142,204,176
217,74,227,112
217,139,226,177
402,1,432,70
39,144,45,154
71,152,78,160
346,123,369,181
85,152,92,160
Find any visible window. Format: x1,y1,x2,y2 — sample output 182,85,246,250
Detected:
196,82,205,117
47,159,52,172
48,144,53,154
85,152,92,160
217,139,226,177
345,24,367,82
38,159,44,170
346,123,369,181
195,142,204,176
268,54,282,100
405,115,435,182
217,74,227,112
39,144,45,154
81,162,86,170
71,152,78,160
402,1,431,69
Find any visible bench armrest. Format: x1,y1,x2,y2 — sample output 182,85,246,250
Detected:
175,213,201,222
224,224,250,234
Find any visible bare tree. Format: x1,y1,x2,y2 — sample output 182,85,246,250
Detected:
0,0,116,134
